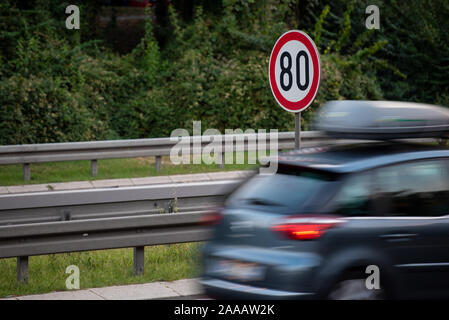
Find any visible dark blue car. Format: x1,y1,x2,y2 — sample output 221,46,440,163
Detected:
200,101,449,300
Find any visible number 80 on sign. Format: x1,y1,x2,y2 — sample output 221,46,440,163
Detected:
269,30,321,113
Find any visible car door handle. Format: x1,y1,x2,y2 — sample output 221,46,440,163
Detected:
379,233,418,240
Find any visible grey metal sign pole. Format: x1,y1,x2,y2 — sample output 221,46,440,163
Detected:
295,112,301,150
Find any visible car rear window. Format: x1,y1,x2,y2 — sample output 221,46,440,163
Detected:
226,167,338,213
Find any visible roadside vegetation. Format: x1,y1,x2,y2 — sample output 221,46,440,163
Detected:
0,243,201,298
1,0,447,145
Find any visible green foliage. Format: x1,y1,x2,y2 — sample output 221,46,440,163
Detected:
304,2,384,126
302,0,449,105
0,0,168,143
313,5,330,50
0,75,106,144
0,0,447,144
378,0,449,103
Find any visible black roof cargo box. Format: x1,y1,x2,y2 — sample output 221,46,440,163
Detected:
314,100,449,140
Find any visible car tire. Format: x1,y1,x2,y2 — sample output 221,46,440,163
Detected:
327,272,386,300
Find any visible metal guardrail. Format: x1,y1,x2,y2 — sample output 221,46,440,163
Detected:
0,131,327,180
1,135,440,286
0,179,241,284
0,131,440,181
0,180,240,225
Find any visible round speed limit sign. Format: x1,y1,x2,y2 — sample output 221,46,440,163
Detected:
269,30,321,113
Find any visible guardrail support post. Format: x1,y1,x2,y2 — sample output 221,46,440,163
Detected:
23,163,30,181
91,160,98,177
155,156,162,172
17,256,29,285
218,152,224,169
133,246,145,276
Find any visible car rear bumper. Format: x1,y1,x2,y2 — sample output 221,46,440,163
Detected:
202,244,322,297
200,278,314,300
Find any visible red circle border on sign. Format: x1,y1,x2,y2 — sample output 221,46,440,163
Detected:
269,30,321,113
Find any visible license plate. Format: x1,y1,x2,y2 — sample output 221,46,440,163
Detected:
209,259,265,281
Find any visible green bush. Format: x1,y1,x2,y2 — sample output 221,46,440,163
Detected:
0,0,446,144
300,0,449,105
0,75,104,144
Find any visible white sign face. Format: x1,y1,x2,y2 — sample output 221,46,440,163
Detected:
269,30,321,113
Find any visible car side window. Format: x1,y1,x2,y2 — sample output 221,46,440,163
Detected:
333,173,374,216
374,160,449,217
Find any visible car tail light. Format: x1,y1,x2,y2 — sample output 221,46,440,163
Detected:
271,216,344,240
200,210,223,226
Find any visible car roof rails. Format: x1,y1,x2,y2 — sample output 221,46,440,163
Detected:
313,100,449,141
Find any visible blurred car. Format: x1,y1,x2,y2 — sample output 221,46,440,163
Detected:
200,100,449,300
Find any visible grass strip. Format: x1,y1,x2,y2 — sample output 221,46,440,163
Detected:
0,243,202,298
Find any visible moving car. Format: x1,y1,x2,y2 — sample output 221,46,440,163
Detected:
200,100,449,299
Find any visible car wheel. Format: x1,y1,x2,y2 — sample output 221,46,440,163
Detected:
327,277,386,300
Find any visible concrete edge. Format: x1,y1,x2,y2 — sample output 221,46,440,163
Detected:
1,278,202,300
1,171,252,195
